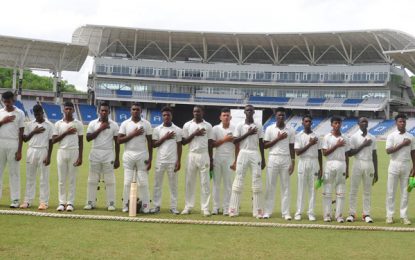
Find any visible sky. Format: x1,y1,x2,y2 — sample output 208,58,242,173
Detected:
1,0,415,91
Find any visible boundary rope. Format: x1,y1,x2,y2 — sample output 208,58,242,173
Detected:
1,210,414,232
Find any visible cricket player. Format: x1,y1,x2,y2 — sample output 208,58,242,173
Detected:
263,107,295,220
118,102,152,213
228,104,266,218
346,117,377,223
20,105,54,210
53,101,83,212
321,116,349,223
0,91,24,208
84,102,120,211
181,105,213,217
212,107,237,216
294,115,322,221
152,106,182,215
385,114,415,225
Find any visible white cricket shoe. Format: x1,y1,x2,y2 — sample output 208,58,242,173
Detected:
83,204,94,210
337,217,345,223
203,210,211,217
401,218,411,225
308,215,316,221
57,204,65,211
323,216,332,222
262,213,270,219
122,206,129,213
212,208,219,215
170,208,180,215
284,215,292,221
363,215,373,223
107,205,116,211
223,209,229,216
346,215,355,223
386,217,393,224
66,204,74,212
10,200,20,208
294,214,301,221
181,208,191,215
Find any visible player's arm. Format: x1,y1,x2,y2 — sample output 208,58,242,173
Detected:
23,126,46,142
345,152,349,179
264,132,287,149
259,138,266,169
231,143,240,171
117,127,144,144
0,115,15,127
322,139,345,156
113,136,120,169
52,127,77,144
234,127,257,144
410,149,415,177
318,149,323,179
145,134,153,170
208,139,214,170
153,131,175,147
386,138,411,154
289,143,295,175
86,122,109,142
15,127,24,161
295,137,318,156
348,139,372,156
181,128,205,145
372,150,378,183
175,141,182,172
43,138,53,166
213,134,233,147
74,135,83,166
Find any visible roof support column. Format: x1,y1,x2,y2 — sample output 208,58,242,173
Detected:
53,71,62,105
12,68,17,92
17,68,23,101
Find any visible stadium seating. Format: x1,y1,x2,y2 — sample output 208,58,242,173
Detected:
341,118,358,133
288,98,308,107
297,117,325,132
248,96,289,105
286,115,303,131
78,104,98,124
194,96,242,104
114,107,131,124
263,116,276,130
343,99,363,106
41,102,62,122
368,119,395,136
149,109,162,127
22,99,39,120
116,90,133,97
14,100,26,115
152,92,191,101
408,127,415,136
306,98,326,106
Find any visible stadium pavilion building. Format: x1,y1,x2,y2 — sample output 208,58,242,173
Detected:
3,25,415,137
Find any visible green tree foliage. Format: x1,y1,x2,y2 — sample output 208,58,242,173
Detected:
0,68,81,92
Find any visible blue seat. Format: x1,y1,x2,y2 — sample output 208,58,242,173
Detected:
296,117,324,132
152,92,191,101
149,110,162,127
343,99,363,106
306,98,326,106
369,120,395,136
114,107,131,124
41,103,62,123
194,97,241,104
341,118,358,133
78,104,97,123
263,116,276,131
14,100,26,114
116,90,133,97
249,96,289,105
408,127,415,136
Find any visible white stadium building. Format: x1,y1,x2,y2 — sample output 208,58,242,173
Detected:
3,25,415,138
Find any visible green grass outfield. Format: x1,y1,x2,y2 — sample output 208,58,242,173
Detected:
1,133,415,259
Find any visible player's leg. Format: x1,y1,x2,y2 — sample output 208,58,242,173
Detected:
136,158,151,213
307,163,318,221
334,163,347,222
122,154,135,212
222,159,233,216
85,161,100,209
182,153,197,213
199,154,211,215
362,166,374,223
347,160,362,222
21,154,38,208
295,159,306,220
251,153,264,218
229,152,248,216
56,149,68,210
103,161,116,210
166,163,179,214
322,162,335,221
264,156,278,217
398,165,410,223
66,150,79,211
212,156,223,214
152,163,166,210
8,146,21,207
386,162,399,222
38,151,50,210
279,159,291,220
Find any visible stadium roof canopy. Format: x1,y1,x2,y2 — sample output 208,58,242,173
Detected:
73,24,415,72
0,35,89,72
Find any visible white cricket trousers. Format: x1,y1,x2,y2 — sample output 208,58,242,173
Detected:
184,152,210,212
24,147,50,204
57,149,79,205
349,159,374,216
295,158,319,217
386,160,410,218
228,150,263,217
264,154,292,217
0,140,20,202
153,162,178,209
212,154,233,212
86,160,116,207
323,160,346,219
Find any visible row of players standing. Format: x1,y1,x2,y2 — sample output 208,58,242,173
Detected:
0,90,413,224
